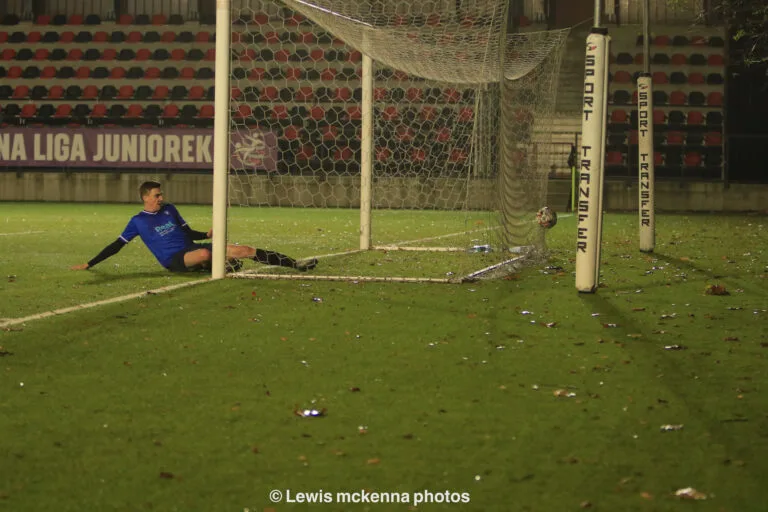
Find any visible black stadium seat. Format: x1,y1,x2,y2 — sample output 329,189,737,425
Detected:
30,85,48,99
100,84,117,100
110,31,126,43
50,48,67,60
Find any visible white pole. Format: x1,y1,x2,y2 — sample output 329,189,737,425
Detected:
638,0,655,252
211,0,232,279
359,51,373,250
575,28,610,293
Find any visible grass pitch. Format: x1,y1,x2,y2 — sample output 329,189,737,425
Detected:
1,203,767,511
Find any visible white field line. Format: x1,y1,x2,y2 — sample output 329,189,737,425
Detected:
0,230,45,236
0,278,210,329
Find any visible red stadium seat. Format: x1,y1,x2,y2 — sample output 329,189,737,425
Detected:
118,85,135,99
652,71,668,84
82,85,98,99
346,106,362,120
707,54,724,66
90,103,107,118
333,87,352,101
264,31,280,44
0,48,15,60
274,49,291,62
93,31,108,42
669,91,686,105
54,104,73,118
21,104,38,118
12,85,29,99
260,86,279,101
27,31,42,43
320,125,338,140
34,48,49,61
100,48,117,61
36,15,51,25
271,105,289,120
411,148,427,162
666,131,685,145
375,147,391,162
295,87,314,102
67,49,83,61
198,105,214,118
162,104,179,118
684,151,702,168
76,66,90,79
443,88,461,103
152,85,169,100
40,66,56,79
435,127,452,143
309,48,324,62
333,146,354,162
180,67,196,79
161,31,176,42
47,85,64,99
284,125,301,140
707,92,723,106
170,49,185,61
309,106,326,122
449,149,468,163
59,31,75,43
320,68,337,81
654,35,670,46
135,48,151,61
69,14,84,25
152,14,167,25
234,104,251,120
7,66,22,78
382,106,399,121
145,67,161,79
188,85,205,100
605,150,624,165
457,107,474,123
124,104,142,118
196,31,211,42
613,70,632,83
420,106,437,122
204,49,216,61
671,53,687,65
373,88,388,101
705,132,722,146
127,31,142,43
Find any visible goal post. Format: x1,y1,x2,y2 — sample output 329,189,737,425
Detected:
214,0,570,282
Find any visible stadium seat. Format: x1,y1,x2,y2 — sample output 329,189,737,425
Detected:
136,48,151,61
27,31,41,43
20,104,37,118
612,89,631,105
8,31,25,43
152,48,170,61
135,14,151,25
705,132,722,146
152,85,169,100
170,48,186,61
652,71,669,84
117,85,135,99
0,84,11,99
110,30,126,43
36,14,51,25
82,85,98,99
613,70,632,83
41,31,59,43
171,85,188,100
76,67,91,79
85,14,101,25
669,90,686,106
670,71,687,85
670,53,687,65
689,53,707,66
1,48,16,60
161,31,176,43
90,103,107,118
652,53,670,65
107,104,127,118
91,67,109,79
100,85,117,100
21,66,40,79
35,103,55,120
688,91,706,106
707,54,724,66
162,104,180,119
135,85,152,100
152,14,167,25
46,85,63,99
188,85,205,100
12,85,29,99
709,36,725,47
144,104,162,120
161,67,179,79
169,14,184,25
706,73,724,85
616,52,633,65
73,103,91,118
109,66,125,80
54,104,73,119
59,31,75,43
654,35,670,46
74,31,92,43
57,66,75,79
707,92,723,107
196,67,214,79
65,85,82,99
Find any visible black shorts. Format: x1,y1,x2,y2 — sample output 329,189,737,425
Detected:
167,243,212,272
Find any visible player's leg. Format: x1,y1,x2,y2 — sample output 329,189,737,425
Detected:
183,247,212,268
226,244,317,271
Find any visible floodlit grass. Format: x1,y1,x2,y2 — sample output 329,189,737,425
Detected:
1,203,768,511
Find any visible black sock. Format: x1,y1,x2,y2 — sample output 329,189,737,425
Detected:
253,249,296,268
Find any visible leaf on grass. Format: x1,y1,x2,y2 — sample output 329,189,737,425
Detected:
366,458,381,465
674,487,707,500
603,323,618,328
632,307,646,312
640,492,654,500
724,336,740,342
0,347,13,357
705,284,730,296
159,472,174,479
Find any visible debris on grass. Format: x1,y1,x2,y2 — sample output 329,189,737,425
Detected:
664,345,687,350
660,424,684,432
294,408,326,418
553,389,576,398
674,487,708,500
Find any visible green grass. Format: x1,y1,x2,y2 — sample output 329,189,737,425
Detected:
1,203,768,511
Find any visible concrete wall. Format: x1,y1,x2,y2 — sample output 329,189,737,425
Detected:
1,171,766,212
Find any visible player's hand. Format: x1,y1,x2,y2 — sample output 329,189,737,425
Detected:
207,229,213,239
70,263,90,270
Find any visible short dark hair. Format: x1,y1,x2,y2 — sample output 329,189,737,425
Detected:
139,181,162,199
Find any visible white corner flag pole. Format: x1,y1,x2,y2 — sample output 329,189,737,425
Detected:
575,4,610,293
638,0,655,252
211,0,232,279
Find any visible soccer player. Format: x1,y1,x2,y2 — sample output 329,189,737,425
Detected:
70,181,317,273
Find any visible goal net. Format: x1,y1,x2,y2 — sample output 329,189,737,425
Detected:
225,0,569,282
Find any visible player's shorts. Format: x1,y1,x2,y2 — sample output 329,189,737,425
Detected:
166,243,212,272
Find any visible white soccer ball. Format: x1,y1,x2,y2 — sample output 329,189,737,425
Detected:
536,207,557,229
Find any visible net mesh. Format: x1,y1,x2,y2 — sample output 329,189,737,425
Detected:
227,0,569,280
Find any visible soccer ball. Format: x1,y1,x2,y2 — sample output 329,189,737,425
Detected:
536,207,557,229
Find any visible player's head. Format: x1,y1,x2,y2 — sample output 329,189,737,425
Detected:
139,181,163,212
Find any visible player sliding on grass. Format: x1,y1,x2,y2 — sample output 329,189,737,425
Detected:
70,181,317,273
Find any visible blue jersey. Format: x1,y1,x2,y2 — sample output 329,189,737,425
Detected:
119,204,195,268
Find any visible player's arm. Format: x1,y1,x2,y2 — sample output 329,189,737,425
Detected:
181,224,211,240
70,238,127,270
